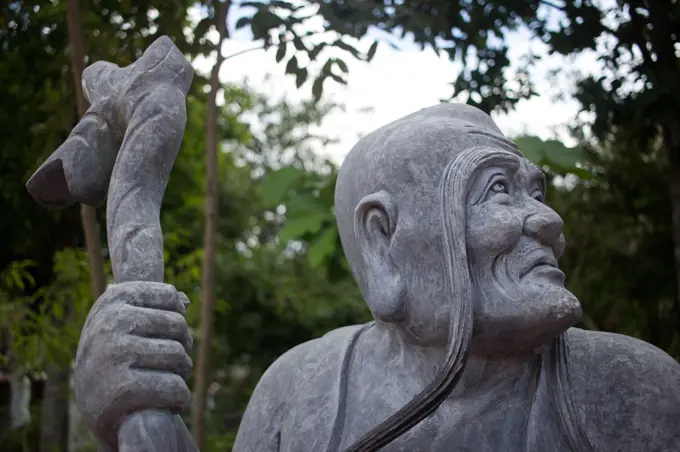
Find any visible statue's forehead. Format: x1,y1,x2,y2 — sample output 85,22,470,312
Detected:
519,157,542,174
461,126,521,156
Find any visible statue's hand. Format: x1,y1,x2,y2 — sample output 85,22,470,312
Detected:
74,282,193,449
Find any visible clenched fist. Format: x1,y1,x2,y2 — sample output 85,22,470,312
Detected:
75,282,193,450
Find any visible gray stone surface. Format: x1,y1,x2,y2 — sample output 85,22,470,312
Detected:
29,37,680,451
233,104,680,451
26,36,197,452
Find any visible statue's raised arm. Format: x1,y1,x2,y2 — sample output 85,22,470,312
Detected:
26,36,198,452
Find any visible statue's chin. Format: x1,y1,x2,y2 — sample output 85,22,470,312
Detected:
472,287,582,357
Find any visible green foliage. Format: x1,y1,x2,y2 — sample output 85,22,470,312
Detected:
553,131,680,359
4,1,680,450
232,1,380,101
258,165,340,270
316,0,542,112
514,135,593,179
257,167,305,207
0,249,93,373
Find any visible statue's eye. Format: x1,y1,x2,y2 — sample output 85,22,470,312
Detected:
532,190,545,203
484,178,511,203
490,180,509,195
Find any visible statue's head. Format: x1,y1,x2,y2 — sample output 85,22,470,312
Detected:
335,103,581,356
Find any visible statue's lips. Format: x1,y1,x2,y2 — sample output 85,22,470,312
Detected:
520,253,561,279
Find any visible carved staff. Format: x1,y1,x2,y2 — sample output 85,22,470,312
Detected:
26,36,198,452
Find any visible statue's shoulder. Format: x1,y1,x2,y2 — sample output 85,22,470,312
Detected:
564,328,680,451
233,323,369,451
264,323,368,390
565,327,679,378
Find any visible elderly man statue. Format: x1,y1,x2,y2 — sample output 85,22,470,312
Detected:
75,104,680,452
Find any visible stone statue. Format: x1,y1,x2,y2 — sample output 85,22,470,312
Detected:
26,37,198,452
27,38,680,452
231,105,680,451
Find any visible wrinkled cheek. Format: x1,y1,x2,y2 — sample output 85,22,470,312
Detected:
466,204,523,253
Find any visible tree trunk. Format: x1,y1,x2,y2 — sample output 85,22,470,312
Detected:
39,363,70,452
66,0,107,300
191,1,230,448
40,294,73,452
38,2,108,451
663,123,680,331
646,0,680,333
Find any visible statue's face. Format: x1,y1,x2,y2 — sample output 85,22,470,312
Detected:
465,156,581,355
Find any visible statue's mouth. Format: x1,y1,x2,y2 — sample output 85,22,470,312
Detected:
520,252,560,279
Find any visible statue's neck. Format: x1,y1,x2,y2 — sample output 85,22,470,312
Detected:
371,322,541,399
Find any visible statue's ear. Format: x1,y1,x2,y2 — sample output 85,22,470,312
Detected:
354,191,405,323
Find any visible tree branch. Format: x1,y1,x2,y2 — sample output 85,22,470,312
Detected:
539,0,617,36
538,0,567,11
223,43,266,61
222,30,329,62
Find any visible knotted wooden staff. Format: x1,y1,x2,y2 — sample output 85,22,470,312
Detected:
26,36,198,452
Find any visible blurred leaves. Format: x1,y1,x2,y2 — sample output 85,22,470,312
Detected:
3,0,680,450
515,135,593,179
0,249,94,373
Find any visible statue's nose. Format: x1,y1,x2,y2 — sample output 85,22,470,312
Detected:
523,206,564,247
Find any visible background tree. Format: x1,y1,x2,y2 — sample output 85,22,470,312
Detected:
2,1,680,451
34,1,105,449
192,0,230,446
188,1,382,444
310,0,680,336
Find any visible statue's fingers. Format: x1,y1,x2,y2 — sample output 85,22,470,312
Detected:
128,337,193,382
112,281,186,314
126,306,192,353
177,292,193,349
177,291,190,311
115,369,191,416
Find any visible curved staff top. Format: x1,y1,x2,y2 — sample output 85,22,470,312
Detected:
26,36,198,452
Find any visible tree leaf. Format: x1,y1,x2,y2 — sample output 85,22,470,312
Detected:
334,58,348,73
296,67,308,88
514,135,545,165
515,135,592,178
542,139,585,168
334,39,361,58
329,72,346,85
367,41,378,61
258,167,304,207
279,215,326,243
293,36,305,51
307,227,338,268
235,16,251,30
309,43,326,60
251,10,282,38
312,75,325,102
286,194,330,220
285,55,298,75
276,41,287,62
193,17,212,41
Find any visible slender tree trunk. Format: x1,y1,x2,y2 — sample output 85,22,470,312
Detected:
38,2,107,451
191,1,230,448
40,293,73,452
39,362,70,452
646,0,680,333
66,0,107,300
663,123,680,331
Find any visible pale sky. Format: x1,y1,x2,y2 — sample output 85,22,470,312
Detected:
190,3,603,165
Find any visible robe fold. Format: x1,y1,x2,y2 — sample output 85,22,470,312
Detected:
235,325,595,452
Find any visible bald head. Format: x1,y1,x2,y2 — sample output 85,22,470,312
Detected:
335,103,519,302
336,104,528,451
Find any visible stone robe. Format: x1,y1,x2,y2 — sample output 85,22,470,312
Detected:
233,324,680,451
